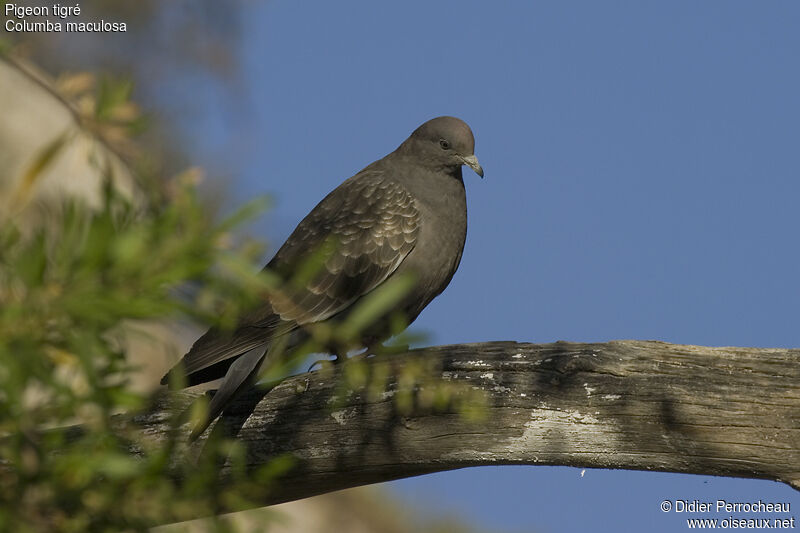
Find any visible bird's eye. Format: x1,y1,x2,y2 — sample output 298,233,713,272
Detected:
439,139,451,150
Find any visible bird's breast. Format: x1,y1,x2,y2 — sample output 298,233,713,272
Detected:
397,178,468,318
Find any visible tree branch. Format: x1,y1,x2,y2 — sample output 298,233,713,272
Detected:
138,340,800,511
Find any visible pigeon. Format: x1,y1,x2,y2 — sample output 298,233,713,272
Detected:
162,116,483,436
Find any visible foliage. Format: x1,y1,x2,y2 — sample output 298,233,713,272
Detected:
0,173,298,531
0,62,485,532
0,64,291,528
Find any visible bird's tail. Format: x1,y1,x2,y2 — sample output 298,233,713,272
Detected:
188,322,297,439
189,344,268,440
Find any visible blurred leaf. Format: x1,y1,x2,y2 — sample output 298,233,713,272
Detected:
95,454,139,479
55,72,95,99
95,77,133,121
287,236,338,290
12,132,71,208
337,272,416,342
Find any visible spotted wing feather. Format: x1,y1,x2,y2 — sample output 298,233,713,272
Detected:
164,171,419,385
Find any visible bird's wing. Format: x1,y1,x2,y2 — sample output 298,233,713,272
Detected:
267,171,420,325
164,318,281,386
164,171,419,385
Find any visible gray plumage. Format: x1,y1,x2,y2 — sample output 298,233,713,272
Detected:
161,116,483,436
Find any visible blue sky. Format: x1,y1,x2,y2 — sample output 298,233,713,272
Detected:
178,1,800,531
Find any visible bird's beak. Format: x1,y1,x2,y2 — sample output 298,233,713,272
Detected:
461,154,484,178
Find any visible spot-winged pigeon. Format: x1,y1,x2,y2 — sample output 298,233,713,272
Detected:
162,116,483,436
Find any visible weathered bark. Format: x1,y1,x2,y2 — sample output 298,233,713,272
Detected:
139,340,800,510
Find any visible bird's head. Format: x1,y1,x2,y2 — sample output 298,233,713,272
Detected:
400,116,484,178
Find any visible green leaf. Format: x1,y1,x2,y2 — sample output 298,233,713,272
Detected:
337,272,416,342
11,131,71,207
